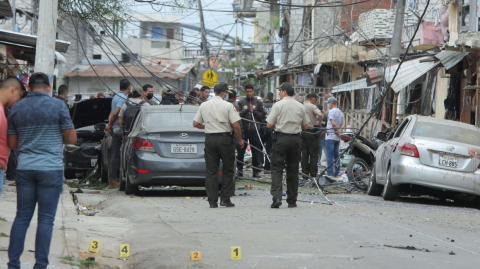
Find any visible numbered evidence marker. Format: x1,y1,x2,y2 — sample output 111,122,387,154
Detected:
120,244,130,258
89,239,100,253
231,246,241,260
190,251,201,261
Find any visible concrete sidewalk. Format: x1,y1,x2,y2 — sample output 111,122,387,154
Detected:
0,184,80,269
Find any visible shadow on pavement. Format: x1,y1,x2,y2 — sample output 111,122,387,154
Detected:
136,189,207,197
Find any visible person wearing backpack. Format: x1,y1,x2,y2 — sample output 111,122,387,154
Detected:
118,90,150,131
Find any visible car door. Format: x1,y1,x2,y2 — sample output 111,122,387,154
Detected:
122,109,143,179
382,118,411,178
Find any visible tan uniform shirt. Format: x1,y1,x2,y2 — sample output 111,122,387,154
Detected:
193,96,241,133
266,96,310,134
304,101,321,128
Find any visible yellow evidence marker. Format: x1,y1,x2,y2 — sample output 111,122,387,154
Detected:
89,239,100,253
120,244,130,257
231,246,241,260
190,251,201,261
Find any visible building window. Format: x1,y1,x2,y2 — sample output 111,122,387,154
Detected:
167,28,174,39
152,28,163,39
151,41,170,49
121,53,138,63
93,54,102,60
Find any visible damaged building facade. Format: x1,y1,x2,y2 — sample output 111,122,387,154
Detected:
252,0,480,138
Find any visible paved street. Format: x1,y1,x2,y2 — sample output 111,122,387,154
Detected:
1,179,479,269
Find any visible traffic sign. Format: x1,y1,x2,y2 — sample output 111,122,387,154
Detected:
202,69,218,87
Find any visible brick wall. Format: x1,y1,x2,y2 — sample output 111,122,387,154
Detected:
340,0,392,29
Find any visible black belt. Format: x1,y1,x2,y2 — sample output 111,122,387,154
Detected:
206,132,232,136
276,132,300,136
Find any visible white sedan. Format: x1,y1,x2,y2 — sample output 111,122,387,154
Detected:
367,115,480,205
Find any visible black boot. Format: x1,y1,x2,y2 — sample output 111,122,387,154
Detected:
220,198,235,207
209,201,218,208
271,199,282,208
252,169,261,178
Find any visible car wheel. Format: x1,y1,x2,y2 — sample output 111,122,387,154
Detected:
125,172,138,195
100,154,109,183
119,174,126,191
382,167,398,201
367,165,383,196
346,158,370,191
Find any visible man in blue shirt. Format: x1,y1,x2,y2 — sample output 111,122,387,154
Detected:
7,72,77,269
104,79,131,189
325,97,344,177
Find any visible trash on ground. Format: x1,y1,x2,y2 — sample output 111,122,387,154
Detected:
384,245,430,252
449,251,455,255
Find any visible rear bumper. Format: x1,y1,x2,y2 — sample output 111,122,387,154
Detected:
64,149,98,174
391,156,480,195
129,150,211,186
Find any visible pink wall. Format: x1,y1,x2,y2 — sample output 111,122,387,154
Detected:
420,22,444,46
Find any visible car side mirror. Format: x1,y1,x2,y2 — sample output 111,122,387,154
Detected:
375,131,387,141
94,123,107,132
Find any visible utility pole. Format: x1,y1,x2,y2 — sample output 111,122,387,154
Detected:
34,0,59,95
390,0,406,60
11,0,16,31
197,0,210,69
282,0,291,66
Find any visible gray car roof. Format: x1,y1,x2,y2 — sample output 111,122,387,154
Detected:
412,115,480,131
143,105,199,113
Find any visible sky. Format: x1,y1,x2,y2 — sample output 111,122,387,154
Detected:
128,0,255,50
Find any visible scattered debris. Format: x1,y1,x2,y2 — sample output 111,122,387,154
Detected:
409,235,412,237
449,251,456,255
451,239,455,242
0,247,7,251
70,188,101,194
0,232,9,237
384,245,430,252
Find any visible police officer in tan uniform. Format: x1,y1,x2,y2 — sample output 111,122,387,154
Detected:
302,93,323,178
193,82,244,208
266,83,309,208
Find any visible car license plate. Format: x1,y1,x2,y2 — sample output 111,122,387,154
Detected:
439,155,458,168
171,144,197,154
91,159,97,167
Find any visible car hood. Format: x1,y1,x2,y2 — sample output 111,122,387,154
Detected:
70,98,111,129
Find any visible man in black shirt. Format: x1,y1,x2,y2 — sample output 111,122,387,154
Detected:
237,84,266,178
56,85,69,107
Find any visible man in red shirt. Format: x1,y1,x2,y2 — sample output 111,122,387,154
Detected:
0,77,27,198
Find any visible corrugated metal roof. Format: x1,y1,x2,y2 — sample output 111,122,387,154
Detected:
331,79,376,93
366,57,440,93
0,0,13,17
434,51,470,70
65,64,195,79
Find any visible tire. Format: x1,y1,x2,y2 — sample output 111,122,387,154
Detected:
382,167,398,201
124,172,138,195
119,174,126,191
100,153,109,183
367,165,383,196
346,158,370,191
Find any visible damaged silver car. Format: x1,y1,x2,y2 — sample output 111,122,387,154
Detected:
367,115,480,205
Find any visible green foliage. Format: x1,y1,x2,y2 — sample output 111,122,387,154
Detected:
0,232,9,237
262,35,270,42
272,17,280,30
60,256,98,269
58,0,132,22
221,56,264,87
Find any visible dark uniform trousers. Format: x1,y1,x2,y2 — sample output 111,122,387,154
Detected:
270,133,302,203
301,129,320,177
236,130,262,172
204,134,236,202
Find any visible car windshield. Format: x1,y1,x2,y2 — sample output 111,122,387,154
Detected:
144,112,196,128
412,122,480,145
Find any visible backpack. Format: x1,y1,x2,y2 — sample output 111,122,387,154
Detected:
123,101,145,133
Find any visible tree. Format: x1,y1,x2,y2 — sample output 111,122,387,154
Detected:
58,0,132,22
221,56,264,89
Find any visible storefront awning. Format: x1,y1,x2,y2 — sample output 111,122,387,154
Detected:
331,79,376,93
0,29,70,53
366,56,441,93
0,0,13,17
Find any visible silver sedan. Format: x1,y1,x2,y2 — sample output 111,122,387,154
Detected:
367,115,480,204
